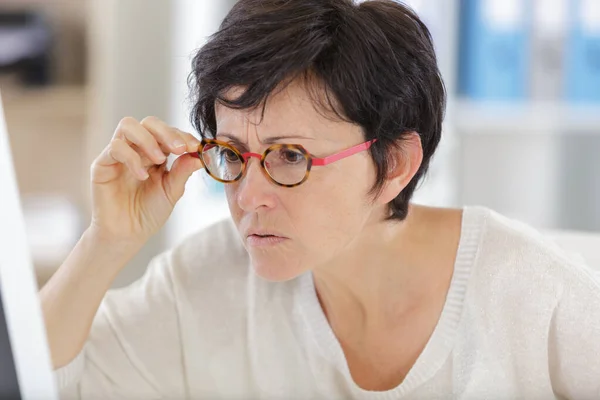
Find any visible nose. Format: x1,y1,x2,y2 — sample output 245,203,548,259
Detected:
236,158,277,212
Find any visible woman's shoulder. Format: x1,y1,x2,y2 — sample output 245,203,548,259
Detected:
454,208,600,398
464,206,600,296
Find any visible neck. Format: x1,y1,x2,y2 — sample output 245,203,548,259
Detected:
311,205,459,340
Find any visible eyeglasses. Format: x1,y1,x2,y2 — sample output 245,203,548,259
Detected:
194,138,376,187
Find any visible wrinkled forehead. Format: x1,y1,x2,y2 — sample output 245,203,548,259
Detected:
214,80,354,142
216,81,316,122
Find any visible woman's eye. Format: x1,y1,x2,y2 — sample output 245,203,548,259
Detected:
280,149,304,164
219,148,240,162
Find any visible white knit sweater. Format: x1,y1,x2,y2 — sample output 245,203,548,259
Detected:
56,206,600,399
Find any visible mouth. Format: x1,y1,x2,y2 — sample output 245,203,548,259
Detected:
246,231,288,247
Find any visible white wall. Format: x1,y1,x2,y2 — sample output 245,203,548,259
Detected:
406,0,462,208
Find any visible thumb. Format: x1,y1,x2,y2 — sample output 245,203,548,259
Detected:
164,153,204,203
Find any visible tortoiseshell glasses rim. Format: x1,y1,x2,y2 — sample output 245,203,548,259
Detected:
194,138,376,188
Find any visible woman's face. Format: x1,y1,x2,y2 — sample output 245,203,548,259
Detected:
217,81,387,281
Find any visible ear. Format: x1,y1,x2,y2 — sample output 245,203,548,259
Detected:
376,132,423,205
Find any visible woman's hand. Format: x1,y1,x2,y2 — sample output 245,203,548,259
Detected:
41,117,203,369
89,116,203,245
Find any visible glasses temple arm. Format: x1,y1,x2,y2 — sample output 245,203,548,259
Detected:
311,140,376,166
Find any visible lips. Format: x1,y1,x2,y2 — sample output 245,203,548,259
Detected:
245,229,288,247
246,229,287,239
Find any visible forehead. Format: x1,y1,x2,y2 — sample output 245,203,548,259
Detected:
215,80,342,135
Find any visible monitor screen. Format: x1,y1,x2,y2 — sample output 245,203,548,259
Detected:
0,91,58,400
0,279,21,399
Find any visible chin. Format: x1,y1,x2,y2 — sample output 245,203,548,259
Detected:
249,254,307,282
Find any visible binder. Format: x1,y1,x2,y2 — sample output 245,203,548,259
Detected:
458,0,530,100
530,0,569,100
565,0,600,103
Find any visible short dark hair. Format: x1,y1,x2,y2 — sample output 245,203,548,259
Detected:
189,0,446,221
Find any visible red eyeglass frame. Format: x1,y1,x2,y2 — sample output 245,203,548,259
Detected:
192,138,377,188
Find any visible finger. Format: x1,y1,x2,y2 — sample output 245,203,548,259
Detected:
102,138,149,180
130,143,168,169
174,129,202,154
141,116,201,155
163,153,204,204
116,118,168,165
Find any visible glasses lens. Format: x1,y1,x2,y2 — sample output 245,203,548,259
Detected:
264,146,308,186
201,143,243,182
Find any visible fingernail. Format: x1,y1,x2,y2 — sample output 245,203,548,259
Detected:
173,139,186,149
154,149,166,161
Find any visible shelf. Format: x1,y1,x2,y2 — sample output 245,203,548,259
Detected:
452,99,600,135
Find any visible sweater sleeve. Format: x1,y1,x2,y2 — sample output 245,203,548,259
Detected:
548,262,600,400
54,250,187,400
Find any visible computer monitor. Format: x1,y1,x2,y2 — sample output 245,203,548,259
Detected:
0,91,58,399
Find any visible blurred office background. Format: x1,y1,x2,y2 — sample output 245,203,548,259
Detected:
0,0,598,288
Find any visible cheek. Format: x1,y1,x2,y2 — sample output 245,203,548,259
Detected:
224,185,242,222
224,184,236,205
285,165,374,246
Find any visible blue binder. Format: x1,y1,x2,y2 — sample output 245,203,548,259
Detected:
459,0,531,100
565,0,600,103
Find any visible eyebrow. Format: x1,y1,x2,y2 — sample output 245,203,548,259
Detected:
216,133,315,145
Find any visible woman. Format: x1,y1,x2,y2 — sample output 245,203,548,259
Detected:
43,0,600,399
